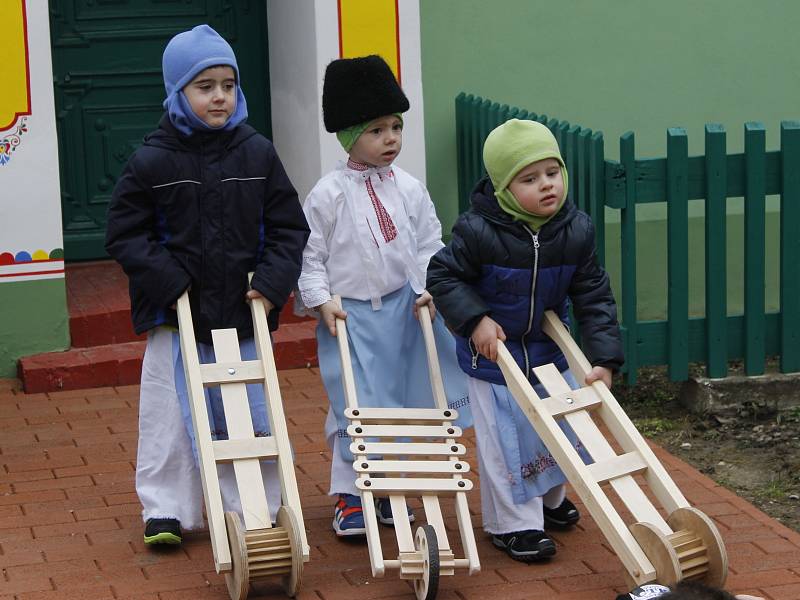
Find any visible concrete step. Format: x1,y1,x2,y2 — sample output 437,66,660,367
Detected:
19,320,318,393
18,260,319,393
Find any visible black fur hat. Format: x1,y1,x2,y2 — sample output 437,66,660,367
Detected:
322,55,409,133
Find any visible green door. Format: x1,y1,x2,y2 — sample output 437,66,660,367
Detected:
50,2,270,260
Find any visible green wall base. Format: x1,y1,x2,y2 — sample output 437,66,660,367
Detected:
0,279,69,378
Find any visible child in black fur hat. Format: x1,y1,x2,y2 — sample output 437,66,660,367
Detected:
297,55,471,536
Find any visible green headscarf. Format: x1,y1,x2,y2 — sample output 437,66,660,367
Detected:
335,113,404,153
482,119,569,231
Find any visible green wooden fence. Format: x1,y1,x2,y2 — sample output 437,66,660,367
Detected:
455,92,800,384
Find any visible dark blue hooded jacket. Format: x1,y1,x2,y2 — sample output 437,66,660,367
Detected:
427,177,623,385
105,115,310,344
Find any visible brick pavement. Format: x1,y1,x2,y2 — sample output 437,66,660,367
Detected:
2,370,800,600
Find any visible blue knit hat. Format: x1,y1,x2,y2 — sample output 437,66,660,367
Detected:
161,24,248,136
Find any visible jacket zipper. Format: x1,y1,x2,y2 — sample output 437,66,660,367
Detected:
469,338,479,369
520,227,540,381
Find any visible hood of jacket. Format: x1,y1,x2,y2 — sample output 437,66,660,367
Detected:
143,113,259,154
469,175,577,239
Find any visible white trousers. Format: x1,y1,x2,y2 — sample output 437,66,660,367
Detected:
136,328,281,529
469,377,565,534
326,409,359,496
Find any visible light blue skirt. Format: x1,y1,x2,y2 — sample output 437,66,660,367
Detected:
317,284,472,461
488,370,593,503
172,332,271,462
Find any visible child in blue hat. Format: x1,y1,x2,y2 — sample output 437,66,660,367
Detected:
105,24,310,546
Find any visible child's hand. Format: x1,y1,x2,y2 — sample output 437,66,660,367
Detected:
471,316,506,362
585,366,612,389
318,301,347,336
246,289,275,313
413,290,436,320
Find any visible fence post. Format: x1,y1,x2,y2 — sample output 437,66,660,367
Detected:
780,121,800,373
455,93,468,214
620,132,638,385
576,128,591,215
667,128,689,381
704,124,728,378
744,122,766,376
590,132,606,267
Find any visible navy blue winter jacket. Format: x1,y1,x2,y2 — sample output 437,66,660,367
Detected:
105,115,310,344
427,177,623,385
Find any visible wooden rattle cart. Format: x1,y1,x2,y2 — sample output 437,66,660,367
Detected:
495,310,727,589
176,286,309,599
334,297,480,600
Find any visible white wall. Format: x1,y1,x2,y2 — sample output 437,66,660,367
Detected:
266,0,426,203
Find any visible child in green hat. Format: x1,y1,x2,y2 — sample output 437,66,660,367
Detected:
427,118,623,562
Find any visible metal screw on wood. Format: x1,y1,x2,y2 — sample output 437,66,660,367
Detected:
228,368,236,375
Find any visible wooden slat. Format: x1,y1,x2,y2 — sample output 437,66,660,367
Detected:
200,360,264,386
346,424,462,438
667,127,689,381
422,495,451,551
419,303,449,411
590,131,606,266
744,122,766,375
250,289,310,559
454,492,481,575
390,494,415,553
212,328,271,532
176,292,230,572
213,436,278,462
780,121,800,372
344,407,457,422
349,442,466,456
355,478,473,493
353,460,470,474
587,451,648,483
334,296,360,411
540,386,602,417
620,131,639,385
704,124,728,378
361,490,385,576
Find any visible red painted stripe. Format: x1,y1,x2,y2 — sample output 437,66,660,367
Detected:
394,0,401,85
0,268,65,278
337,0,344,58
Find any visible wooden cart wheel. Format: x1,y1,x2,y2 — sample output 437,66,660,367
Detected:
630,507,728,589
224,508,304,600
668,507,727,587
224,512,250,600
413,524,440,600
275,505,304,597
629,521,682,588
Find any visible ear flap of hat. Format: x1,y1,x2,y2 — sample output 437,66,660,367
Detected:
322,55,409,132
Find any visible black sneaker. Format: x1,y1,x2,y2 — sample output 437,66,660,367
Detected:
543,497,580,529
375,498,415,526
144,518,182,545
492,529,556,562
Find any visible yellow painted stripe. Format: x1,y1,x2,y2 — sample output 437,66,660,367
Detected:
0,1,31,131
339,0,400,82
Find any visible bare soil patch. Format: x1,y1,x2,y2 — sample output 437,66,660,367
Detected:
614,364,800,532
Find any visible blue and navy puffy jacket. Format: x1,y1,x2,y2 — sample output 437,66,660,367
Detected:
427,176,623,385
105,115,310,344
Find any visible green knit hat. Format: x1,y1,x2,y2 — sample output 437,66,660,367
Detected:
483,119,569,229
336,113,404,153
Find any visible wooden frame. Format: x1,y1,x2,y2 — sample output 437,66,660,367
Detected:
495,310,727,588
176,284,309,599
333,297,479,600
